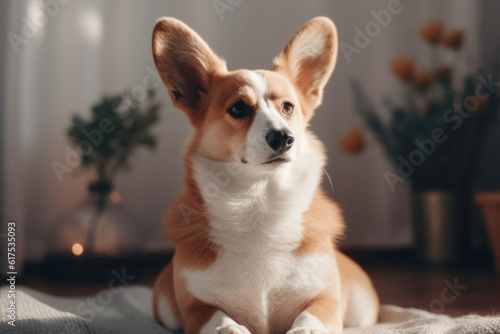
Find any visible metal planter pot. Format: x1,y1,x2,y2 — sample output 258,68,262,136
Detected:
412,191,465,265
475,192,500,273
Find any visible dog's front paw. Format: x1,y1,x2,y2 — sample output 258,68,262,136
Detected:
215,324,251,334
286,328,333,334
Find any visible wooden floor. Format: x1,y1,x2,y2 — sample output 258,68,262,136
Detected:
365,264,500,317
18,253,500,318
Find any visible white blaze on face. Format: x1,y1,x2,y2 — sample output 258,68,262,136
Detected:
243,71,291,164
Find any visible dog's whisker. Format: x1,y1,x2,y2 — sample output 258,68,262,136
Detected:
324,168,334,193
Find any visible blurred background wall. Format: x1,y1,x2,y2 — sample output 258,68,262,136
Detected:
1,0,498,266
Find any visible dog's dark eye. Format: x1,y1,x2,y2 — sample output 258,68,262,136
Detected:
227,101,252,119
281,102,294,116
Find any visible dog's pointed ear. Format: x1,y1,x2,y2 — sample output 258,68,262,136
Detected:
273,17,338,115
152,17,226,118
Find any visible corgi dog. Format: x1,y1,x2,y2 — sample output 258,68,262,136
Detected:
151,16,379,334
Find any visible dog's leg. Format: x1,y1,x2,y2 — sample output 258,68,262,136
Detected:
153,261,182,330
178,300,250,334
173,280,250,334
287,290,343,334
195,310,251,334
337,251,379,327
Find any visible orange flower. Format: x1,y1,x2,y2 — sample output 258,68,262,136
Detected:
391,57,415,82
434,65,452,83
442,30,465,50
465,96,489,112
339,127,364,154
414,70,432,90
420,21,444,44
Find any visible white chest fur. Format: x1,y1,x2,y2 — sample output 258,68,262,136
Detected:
192,134,323,250
183,250,334,331
184,136,333,331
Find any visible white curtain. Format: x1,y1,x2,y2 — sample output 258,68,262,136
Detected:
1,0,481,270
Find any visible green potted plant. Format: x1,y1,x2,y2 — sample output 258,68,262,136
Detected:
46,90,160,281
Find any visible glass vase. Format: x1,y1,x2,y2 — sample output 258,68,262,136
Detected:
46,181,143,282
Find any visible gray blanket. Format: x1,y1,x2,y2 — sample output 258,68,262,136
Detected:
1,286,499,333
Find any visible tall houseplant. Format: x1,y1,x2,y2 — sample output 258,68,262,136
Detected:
347,22,500,264
47,90,160,281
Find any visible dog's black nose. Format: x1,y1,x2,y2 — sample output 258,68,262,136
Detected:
265,129,294,152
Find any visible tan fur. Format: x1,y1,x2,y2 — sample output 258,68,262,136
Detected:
153,261,182,324
273,17,338,116
337,251,380,324
152,18,227,118
296,189,345,255
304,289,343,332
173,270,219,333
